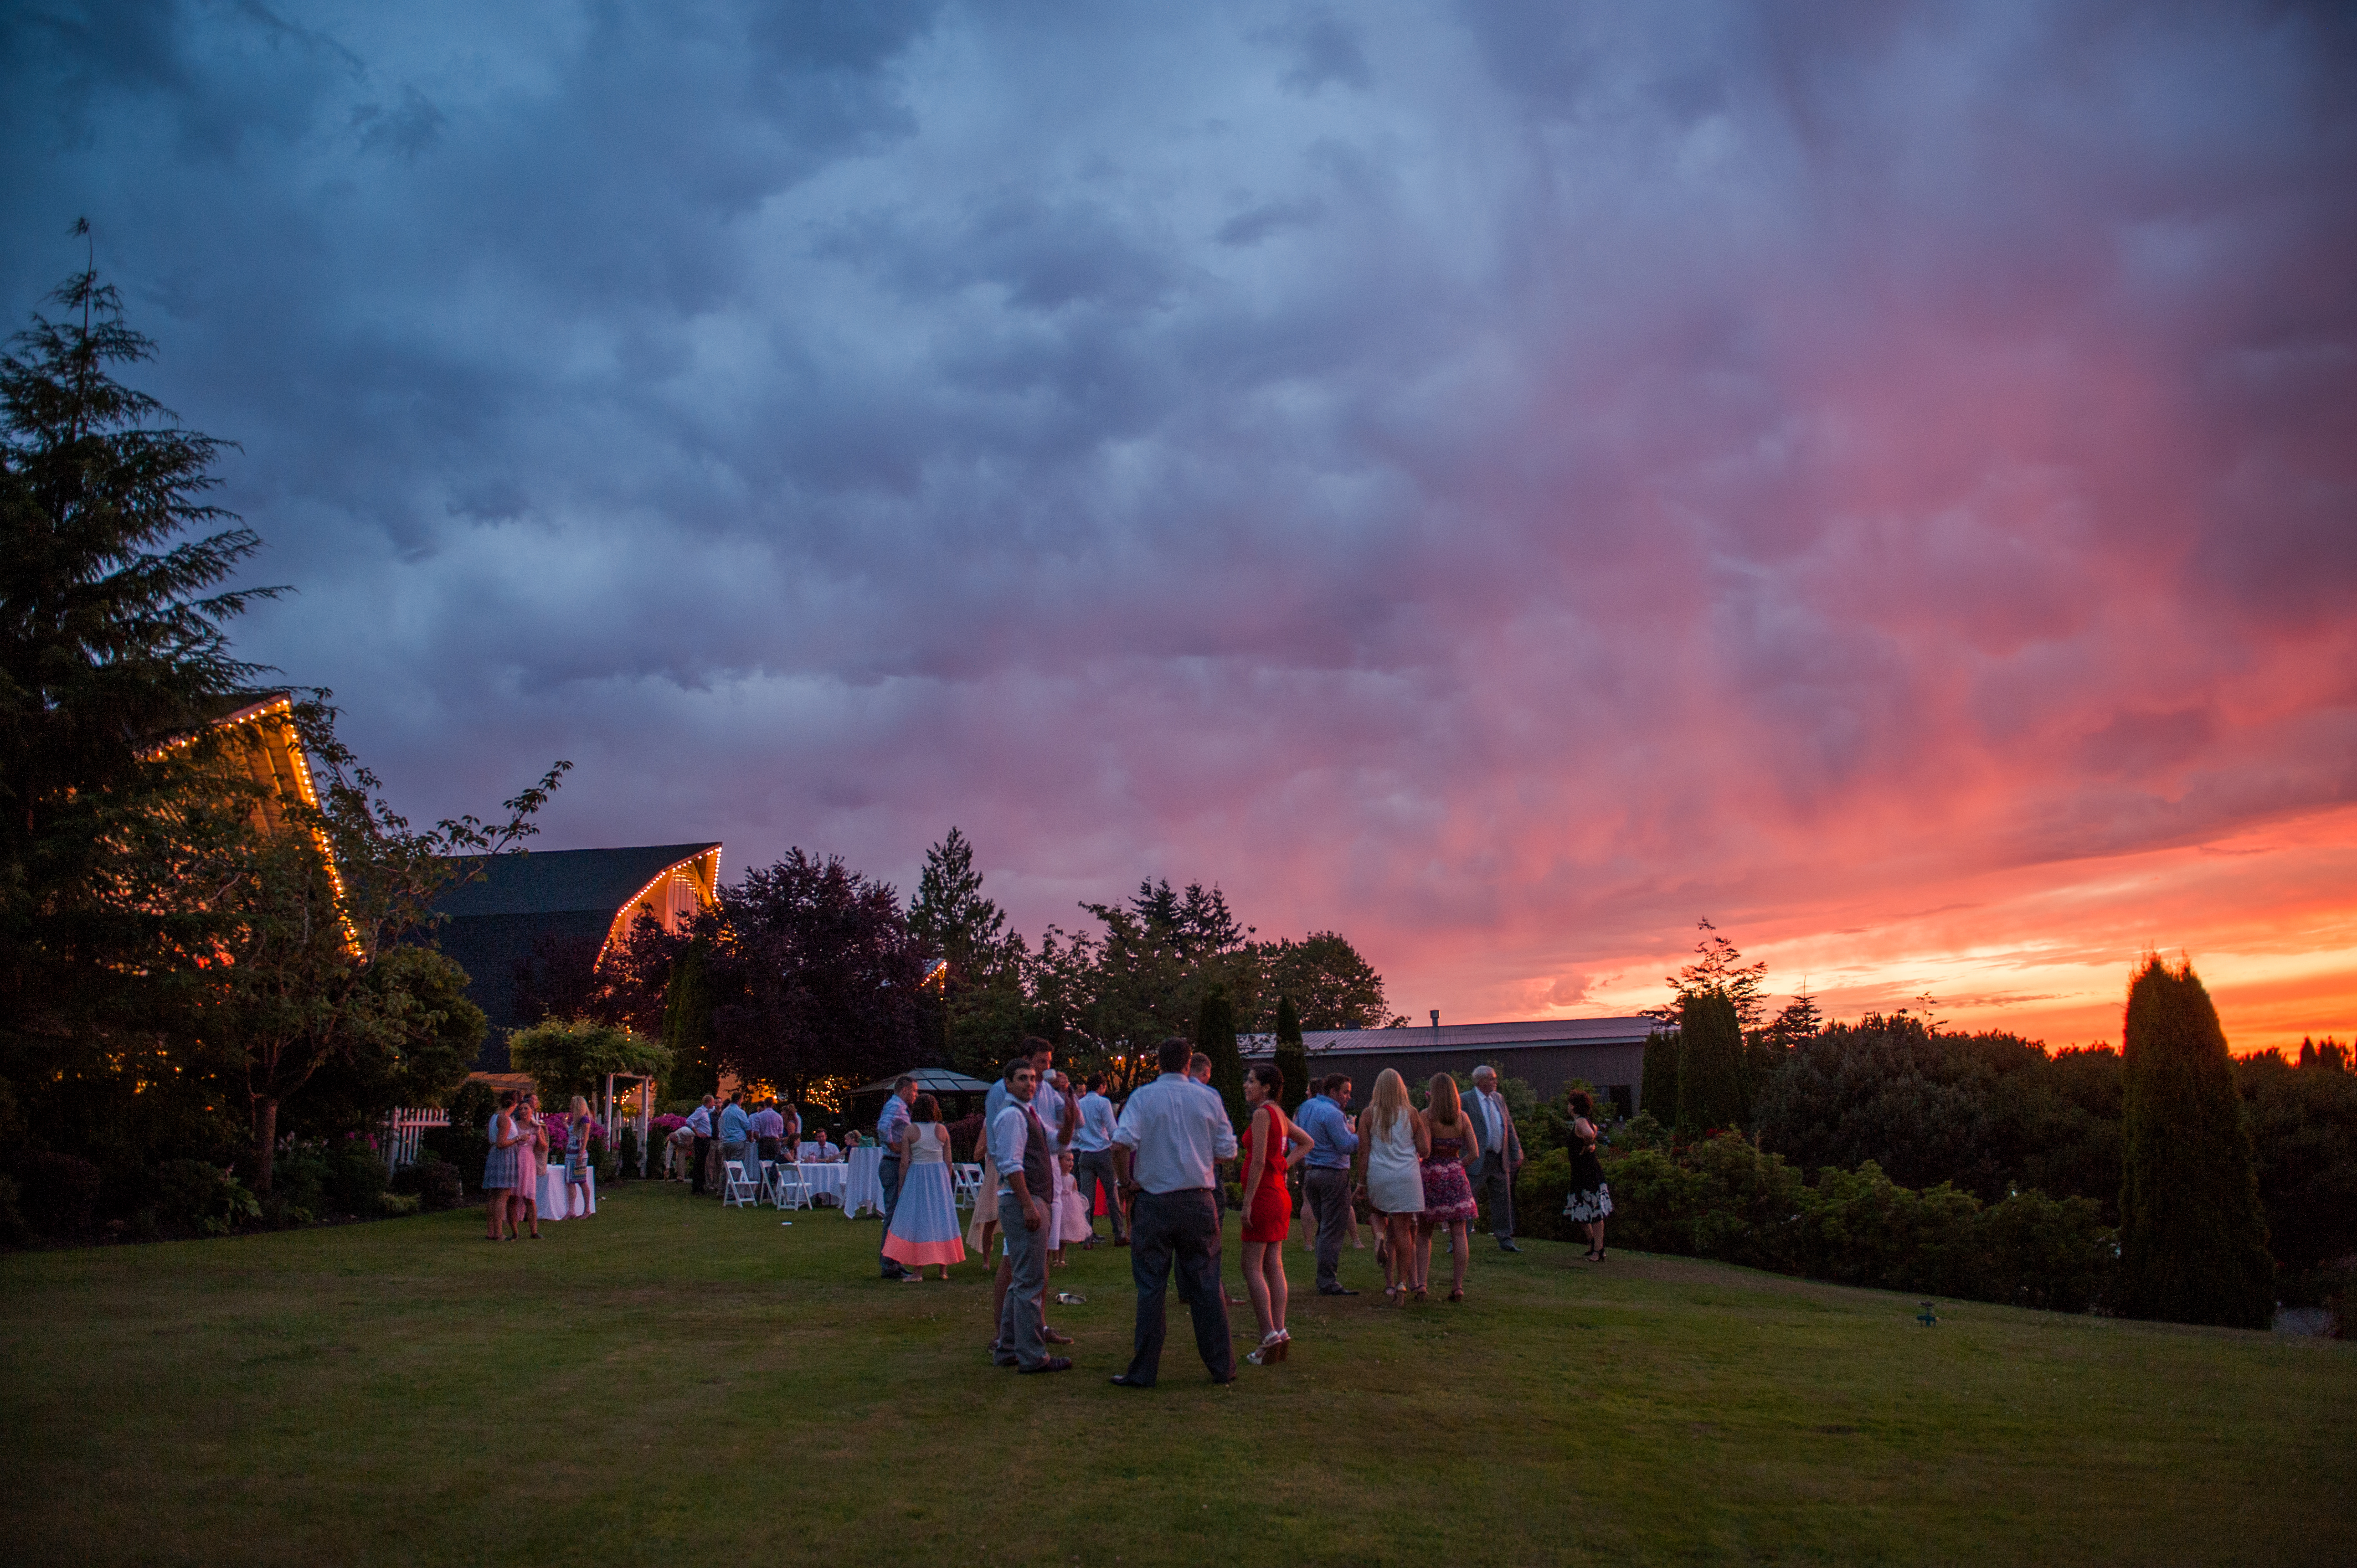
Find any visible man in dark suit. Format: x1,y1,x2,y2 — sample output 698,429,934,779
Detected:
1466,1065,1525,1252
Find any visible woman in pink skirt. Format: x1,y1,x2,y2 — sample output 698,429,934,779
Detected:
882,1095,966,1280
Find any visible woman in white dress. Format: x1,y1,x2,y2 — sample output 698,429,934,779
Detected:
882,1096,966,1280
1356,1068,1429,1303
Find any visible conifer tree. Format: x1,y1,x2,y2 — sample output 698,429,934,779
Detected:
1676,987,1747,1133
1272,993,1308,1115
1197,985,1244,1127
1640,1029,1680,1124
661,937,718,1101
2117,956,2273,1328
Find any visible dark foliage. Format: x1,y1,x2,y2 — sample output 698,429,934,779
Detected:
1675,988,1747,1133
1272,993,1308,1115
1753,1015,2122,1211
2117,957,2273,1329
16,1149,101,1236
1639,1031,1678,1125
1198,986,1244,1128
1585,1134,2114,1314
2236,1048,2357,1272
697,850,930,1100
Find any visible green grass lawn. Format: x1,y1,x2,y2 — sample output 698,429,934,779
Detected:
3,1180,2349,1567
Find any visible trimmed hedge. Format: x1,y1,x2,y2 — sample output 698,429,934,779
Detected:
1593,1134,2115,1313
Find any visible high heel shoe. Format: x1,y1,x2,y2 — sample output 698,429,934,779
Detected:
1410,1285,1428,1304
1246,1330,1287,1366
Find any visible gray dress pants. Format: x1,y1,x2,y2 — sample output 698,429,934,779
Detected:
1473,1154,1516,1239
1303,1165,1354,1290
995,1191,1049,1369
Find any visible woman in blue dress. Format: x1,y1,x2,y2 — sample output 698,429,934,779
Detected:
483,1091,523,1240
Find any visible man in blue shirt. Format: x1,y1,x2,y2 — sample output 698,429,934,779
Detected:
1295,1073,1361,1296
876,1075,918,1279
718,1094,752,1194
1070,1072,1124,1247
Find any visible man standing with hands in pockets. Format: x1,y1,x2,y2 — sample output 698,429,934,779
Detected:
1108,1036,1239,1388
989,1057,1071,1375
1468,1065,1526,1252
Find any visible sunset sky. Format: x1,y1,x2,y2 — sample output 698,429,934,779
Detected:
7,3,2351,1053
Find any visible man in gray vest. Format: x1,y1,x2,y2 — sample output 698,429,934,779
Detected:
988,1056,1071,1374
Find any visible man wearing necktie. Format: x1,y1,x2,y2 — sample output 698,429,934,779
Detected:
1468,1065,1525,1252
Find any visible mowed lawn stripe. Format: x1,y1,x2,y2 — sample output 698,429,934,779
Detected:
3,1181,2348,1566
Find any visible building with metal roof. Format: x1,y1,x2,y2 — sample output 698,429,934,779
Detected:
1242,1015,1661,1115
430,842,721,1066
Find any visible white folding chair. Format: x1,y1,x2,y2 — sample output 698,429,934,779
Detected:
951,1163,982,1211
774,1162,813,1211
721,1159,760,1208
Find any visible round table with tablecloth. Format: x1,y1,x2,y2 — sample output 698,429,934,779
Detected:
532,1163,596,1219
841,1145,887,1218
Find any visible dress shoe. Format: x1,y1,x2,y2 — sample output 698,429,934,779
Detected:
1108,1373,1152,1388
1018,1356,1073,1375
1496,1240,1522,1253
1318,1285,1360,1296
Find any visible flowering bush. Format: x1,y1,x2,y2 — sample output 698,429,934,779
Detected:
542,1118,607,1153
650,1114,688,1138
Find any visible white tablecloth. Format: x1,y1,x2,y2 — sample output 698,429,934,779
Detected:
842,1145,887,1218
533,1164,596,1219
792,1162,848,1206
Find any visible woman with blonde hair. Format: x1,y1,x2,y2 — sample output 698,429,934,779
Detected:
562,1095,595,1219
1417,1074,1483,1302
1355,1068,1428,1303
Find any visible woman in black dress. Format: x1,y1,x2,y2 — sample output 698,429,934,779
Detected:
1561,1089,1612,1262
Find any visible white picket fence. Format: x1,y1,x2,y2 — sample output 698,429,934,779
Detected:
380,1107,450,1172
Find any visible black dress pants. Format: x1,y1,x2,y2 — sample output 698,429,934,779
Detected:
1123,1188,1233,1385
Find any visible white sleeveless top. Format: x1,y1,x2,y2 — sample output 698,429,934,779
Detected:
908,1123,949,1165
1365,1111,1425,1214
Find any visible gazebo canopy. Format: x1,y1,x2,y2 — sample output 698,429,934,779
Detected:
853,1067,996,1095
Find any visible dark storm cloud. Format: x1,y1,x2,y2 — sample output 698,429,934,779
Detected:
4,1,2354,1039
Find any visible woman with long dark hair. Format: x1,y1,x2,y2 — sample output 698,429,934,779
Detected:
1563,1089,1612,1261
1416,1074,1483,1302
1239,1062,1314,1363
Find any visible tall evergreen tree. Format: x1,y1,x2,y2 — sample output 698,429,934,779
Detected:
2117,956,2273,1328
908,827,1025,1072
0,244,280,1130
1640,1030,1680,1124
1676,987,1747,1133
1272,993,1308,1116
1197,985,1244,1127
660,936,718,1100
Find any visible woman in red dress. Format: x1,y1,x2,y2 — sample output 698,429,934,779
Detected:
1238,1062,1315,1365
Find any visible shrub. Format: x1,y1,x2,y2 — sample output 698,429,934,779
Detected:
2118,957,2273,1329
16,1151,102,1236
153,1159,261,1237
270,1146,331,1219
0,1173,28,1249
324,1139,388,1214
1509,1148,1575,1242
378,1192,422,1216
412,1159,464,1211
1599,1133,2118,1314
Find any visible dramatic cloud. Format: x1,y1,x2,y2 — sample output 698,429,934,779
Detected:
6,1,2353,1048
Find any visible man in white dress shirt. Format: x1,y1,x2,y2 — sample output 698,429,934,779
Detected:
1108,1036,1238,1388
1468,1065,1526,1252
